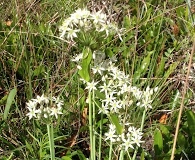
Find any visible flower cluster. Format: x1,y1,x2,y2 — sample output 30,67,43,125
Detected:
59,8,123,41
136,86,158,110
81,55,158,114
74,50,158,151
105,124,143,151
26,94,63,120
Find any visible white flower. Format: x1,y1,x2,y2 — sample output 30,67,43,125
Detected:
59,18,73,38
105,124,117,142
98,23,110,36
131,86,142,100
120,83,131,94
101,74,108,82
66,28,80,40
52,97,64,108
91,10,107,24
103,92,116,106
122,137,134,151
50,106,63,119
110,100,122,113
85,80,98,92
99,82,111,94
131,134,144,147
81,9,90,19
80,78,87,84
109,124,116,132
26,105,41,120
154,87,158,92
71,53,83,62
107,62,118,73
98,102,109,114
120,97,131,109
138,98,153,109
70,8,90,24
92,63,105,75
26,100,37,109
70,8,84,24
33,94,48,105
43,107,50,118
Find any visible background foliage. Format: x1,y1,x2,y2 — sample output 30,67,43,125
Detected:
0,0,195,159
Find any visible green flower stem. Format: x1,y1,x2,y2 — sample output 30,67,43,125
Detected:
47,124,55,160
98,112,103,159
88,91,94,160
132,108,146,160
119,149,124,160
92,89,96,160
109,141,112,160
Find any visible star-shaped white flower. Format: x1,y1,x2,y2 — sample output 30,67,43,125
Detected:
50,106,63,119
85,80,98,92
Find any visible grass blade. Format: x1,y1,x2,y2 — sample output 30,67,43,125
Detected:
4,88,17,120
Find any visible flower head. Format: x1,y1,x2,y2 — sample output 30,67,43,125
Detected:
26,95,64,121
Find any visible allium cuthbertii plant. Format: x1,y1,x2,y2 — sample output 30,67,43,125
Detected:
58,8,158,160
26,95,63,160
26,8,158,160
72,54,158,160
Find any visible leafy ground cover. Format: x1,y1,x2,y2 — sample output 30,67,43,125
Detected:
0,0,195,159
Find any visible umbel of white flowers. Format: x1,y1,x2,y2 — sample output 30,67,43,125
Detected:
59,8,124,41
72,50,159,152
26,94,63,120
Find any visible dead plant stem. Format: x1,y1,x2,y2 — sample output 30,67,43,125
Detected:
170,36,195,160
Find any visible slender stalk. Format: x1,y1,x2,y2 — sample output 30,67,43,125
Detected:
108,141,112,160
47,124,55,160
132,109,146,160
119,149,124,160
98,112,103,159
88,91,94,160
92,89,96,159
170,35,195,160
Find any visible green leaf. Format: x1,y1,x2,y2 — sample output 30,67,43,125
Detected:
25,140,33,153
96,118,108,128
160,124,170,136
78,47,92,82
62,156,72,160
75,150,86,160
134,51,153,82
177,132,186,149
0,94,8,105
164,62,178,80
186,110,195,150
33,65,45,77
155,56,165,77
105,48,113,58
123,15,131,28
141,149,145,160
4,88,17,120
154,128,163,155
109,114,124,135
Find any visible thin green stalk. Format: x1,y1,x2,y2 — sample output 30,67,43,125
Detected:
92,89,96,160
132,109,146,160
148,1,167,80
98,112,103,159
88,91,94,160
28,65,32,99
47,124,55,160
109,141,112,160
119,149,124,160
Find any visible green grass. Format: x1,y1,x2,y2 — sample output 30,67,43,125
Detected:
0,0,195,159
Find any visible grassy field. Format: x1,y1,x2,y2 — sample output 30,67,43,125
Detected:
0,0,195,159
